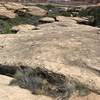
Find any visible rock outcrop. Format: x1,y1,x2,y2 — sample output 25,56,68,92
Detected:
0,2,100,100
0,16,100,95
0,5,16,19
39,17,55,23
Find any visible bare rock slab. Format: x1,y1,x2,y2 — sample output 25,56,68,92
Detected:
0,17,100,95
15,6,47,17
4,2,27,10
0,8,16,19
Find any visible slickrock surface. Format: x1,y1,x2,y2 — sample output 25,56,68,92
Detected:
0,2,100,100
0,16,100,94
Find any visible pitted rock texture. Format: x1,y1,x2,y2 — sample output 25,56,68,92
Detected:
0,17,100,94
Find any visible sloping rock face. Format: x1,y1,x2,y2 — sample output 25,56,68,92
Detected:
39,17,55,23
0,2,100,100
0,75,53,100
0,16,100,90
0,15,100,99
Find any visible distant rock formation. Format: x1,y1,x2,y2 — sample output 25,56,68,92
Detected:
48,0,100,4
0,0,48,3
0,0,100,3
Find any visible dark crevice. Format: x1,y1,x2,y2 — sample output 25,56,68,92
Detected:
0,64,17,77
0,64,28,77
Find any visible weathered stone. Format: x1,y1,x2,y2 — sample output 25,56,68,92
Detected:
73,17,89,23
0,17,100,96
27,6,47,16
4,2,27,10
16,6,47,17
56,16,77,24
73,17,95,25
0,10,16,19
39,17,55,23
0,6,16,19
11,24,36,32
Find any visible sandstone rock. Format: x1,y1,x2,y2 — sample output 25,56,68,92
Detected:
11,24,36,32
0,17,100,96
39,17,55,23
73,17,95,25
27,6,47,16
16,6,47,17
56,16,77,24
0,75,53,100
0,6,16,19
4,2,27,10
0,10,16,19
0,6,7,11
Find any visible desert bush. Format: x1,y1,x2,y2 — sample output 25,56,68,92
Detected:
0,20,13,34
10,66,91,100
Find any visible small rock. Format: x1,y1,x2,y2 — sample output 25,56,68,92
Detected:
28,6,47,16
4,2,27,10
0,10,16,19
73,17,89,24
16,6,47,17
39,17,55,23
73,16,94,25
97,31,100,34
11,24,36,32
0,6,16,19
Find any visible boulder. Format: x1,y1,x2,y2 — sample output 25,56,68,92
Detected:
0,17,100,98
0,6,16,19
73,17,95,25
27,6,47,16
4,2,27,10
11,24,36,32
56,16,77,23
73,17,90,23
0,10,16,19
15,6,47,17
39,17,55,23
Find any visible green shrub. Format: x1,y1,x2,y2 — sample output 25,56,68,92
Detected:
0,20,13,34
